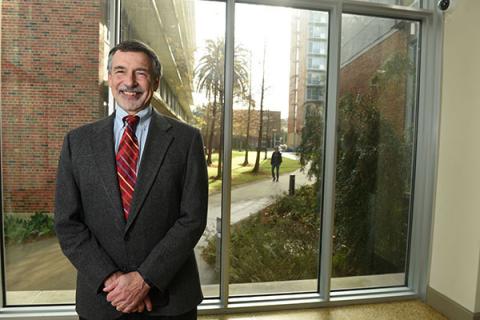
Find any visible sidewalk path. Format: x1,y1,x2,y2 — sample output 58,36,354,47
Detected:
204,165,312,237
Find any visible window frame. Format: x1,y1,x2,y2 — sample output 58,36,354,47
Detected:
0,0,444,317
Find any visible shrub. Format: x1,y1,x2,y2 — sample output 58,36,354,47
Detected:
201,185,321,283
4,212,55,244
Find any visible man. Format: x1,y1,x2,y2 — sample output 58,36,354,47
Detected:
55,40,208,320
270,146,282,182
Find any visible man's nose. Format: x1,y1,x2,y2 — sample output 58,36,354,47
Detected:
124,72,138,87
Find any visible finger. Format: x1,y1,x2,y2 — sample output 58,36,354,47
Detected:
145,295,153,312
103,281,118,292
106,289,121,302
123,303,138,314
137,302,145,313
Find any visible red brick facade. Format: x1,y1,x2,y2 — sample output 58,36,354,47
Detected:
339,30,410,133
1,0,107,214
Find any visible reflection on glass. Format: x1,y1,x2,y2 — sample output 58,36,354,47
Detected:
2,0,111,305
332,14,419,290
120,0,225,298
201,5,327,296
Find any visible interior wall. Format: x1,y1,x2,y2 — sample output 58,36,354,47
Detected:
430,0,480,313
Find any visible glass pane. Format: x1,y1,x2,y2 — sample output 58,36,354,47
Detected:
120,0,225,298
332,14,419,290
1,0,111,305
204,4,327,296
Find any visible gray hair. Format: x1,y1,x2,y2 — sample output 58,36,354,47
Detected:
107,40,162,80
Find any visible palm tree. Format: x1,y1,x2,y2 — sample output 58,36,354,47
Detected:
195,38,249,178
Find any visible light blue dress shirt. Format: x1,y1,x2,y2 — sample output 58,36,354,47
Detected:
114,104,152,172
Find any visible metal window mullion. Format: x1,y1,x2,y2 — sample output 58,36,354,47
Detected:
408,8,443,298
236,0,339,11
318,1,342,301
220,0,235,308
343,0,431,20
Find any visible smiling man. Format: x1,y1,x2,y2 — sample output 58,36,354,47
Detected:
55,40,208,320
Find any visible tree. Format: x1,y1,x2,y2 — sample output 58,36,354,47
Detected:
242,94,255,166
242,52,254,166
195,38,249,178
298,102,325,184
252,44,266,174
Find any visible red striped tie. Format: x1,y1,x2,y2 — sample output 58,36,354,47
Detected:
116,115,140,220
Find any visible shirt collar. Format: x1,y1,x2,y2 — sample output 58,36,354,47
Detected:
115,103,153,127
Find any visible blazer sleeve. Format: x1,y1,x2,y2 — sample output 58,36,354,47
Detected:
137,129,208,292
54,133,119,292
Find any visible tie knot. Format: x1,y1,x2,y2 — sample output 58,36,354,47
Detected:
123,115,139,130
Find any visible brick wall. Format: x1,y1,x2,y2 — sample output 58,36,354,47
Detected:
339,30,410,133
1,0,107,214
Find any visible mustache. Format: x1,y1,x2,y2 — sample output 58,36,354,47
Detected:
119,86,144,93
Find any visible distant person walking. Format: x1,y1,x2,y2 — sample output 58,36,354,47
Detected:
271,146,283,182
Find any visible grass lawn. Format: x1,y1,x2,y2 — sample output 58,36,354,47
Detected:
207,150,301,193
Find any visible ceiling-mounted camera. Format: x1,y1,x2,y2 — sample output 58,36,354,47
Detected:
437,0,451,11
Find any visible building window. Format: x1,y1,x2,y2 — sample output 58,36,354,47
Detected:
306,86,322,101
308,40,327,55
308,56,327,70
332,14,420,290
0,0,437,316
308,71,323,85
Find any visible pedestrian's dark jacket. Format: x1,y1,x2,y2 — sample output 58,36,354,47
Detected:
271,151,282,166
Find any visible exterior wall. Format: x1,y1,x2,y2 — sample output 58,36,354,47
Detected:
287,11,327,149
430,0,480,313
1,0,107,214
120,0,195,123
288,13,301,148
339,29,409,134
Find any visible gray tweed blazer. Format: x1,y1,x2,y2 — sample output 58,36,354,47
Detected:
54,111,208,320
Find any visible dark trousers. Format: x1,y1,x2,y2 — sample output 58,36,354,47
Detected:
271,165,280,181
79,308,197,320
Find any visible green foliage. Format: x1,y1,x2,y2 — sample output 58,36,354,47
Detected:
333,92,409,276
4,212,55,244
297,52,413,277
202,52,415,282
298,103,325,181
202,185,321,282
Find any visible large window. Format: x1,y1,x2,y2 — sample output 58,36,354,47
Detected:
332,14,419,290
0,0,439,316
1,0,112,305
119,0,225,299
227,4,327,296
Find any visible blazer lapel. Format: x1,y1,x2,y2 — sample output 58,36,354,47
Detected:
91,114,126,232
125,111,173,233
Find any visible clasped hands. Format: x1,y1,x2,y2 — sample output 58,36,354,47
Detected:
103,271,152,313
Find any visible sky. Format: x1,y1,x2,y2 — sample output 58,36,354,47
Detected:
193,1,294,119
